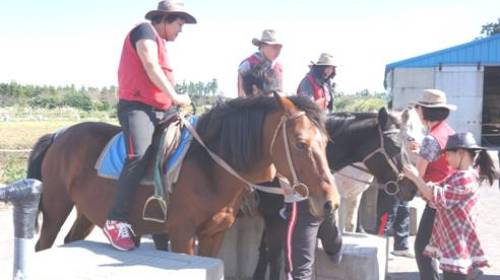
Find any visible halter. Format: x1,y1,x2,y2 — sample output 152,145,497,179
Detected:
180,111,311,198
358,125,405,195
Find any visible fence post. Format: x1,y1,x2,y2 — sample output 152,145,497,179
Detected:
0,179,43,280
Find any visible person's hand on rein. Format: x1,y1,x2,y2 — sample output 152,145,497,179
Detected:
406,137,420,153
172,93,191,107
403,164,419,180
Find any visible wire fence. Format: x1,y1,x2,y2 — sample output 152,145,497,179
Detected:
0,149,32,153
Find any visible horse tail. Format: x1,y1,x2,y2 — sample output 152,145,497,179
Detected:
27,133,55,180
27,133,55,233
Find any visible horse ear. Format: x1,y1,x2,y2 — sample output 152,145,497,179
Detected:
378,107,389,128
274,92,298,115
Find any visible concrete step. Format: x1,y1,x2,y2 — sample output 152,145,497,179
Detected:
220,216,387,280
314,233,387,280
29,240,224,280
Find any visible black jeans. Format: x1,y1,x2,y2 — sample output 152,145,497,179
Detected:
376,190,410,250
415,205,440,280
108,100,169,222
285,200,342,280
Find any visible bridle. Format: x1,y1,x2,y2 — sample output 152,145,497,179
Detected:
352,124,406,195
269,111,311,198
181,110,313,198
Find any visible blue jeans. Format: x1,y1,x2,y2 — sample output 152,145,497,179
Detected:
376,190,409,250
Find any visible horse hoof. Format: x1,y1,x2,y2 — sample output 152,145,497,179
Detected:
327,243,344,265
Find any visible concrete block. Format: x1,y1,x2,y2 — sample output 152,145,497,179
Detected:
313,233,387,280
218,215,264,279
29,240,224,280
359,183,378,233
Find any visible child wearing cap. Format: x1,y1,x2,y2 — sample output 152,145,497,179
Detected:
404,132,499,280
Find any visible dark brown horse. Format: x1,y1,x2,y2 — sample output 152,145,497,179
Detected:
28,94,339,257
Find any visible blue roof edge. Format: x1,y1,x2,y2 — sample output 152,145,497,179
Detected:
385,34,500,71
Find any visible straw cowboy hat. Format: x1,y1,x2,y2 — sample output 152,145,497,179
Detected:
145,0,197,24
445,132,485,151
411,89,457,111
252,29,282,46
311,53,336,67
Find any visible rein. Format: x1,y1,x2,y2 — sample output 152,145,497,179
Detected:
180,111,310,198
334,163,373,185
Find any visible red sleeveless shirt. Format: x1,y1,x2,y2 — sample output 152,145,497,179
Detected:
424,121,455,183
118,23,174,110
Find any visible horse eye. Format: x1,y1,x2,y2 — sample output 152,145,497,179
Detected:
295,142,308,151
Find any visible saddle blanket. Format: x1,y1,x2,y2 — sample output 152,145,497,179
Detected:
95,116,198,186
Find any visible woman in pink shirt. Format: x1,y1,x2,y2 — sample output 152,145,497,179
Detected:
404,132,499,280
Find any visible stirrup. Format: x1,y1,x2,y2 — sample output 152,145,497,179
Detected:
142,195,168,223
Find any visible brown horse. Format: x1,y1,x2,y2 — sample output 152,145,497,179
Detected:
28,94,339,257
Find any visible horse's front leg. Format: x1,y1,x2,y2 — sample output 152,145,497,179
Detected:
169,227,196,255
268,219,287,280
253,228,269,280
198,207,236,257
152,233,170,251
198,231,226,257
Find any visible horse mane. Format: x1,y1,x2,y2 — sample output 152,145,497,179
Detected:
187,95,324,172
326,110,402,138
326,112,378,139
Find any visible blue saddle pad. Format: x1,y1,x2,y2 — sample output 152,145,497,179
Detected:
96,116,198,181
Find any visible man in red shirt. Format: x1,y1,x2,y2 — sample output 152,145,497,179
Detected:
102,0,195,251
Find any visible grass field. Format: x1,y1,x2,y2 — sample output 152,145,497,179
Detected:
0,120,116,184
0,120,83,149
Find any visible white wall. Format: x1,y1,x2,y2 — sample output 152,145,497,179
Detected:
435,66,484,139
387,66,484,142
387,68,435,110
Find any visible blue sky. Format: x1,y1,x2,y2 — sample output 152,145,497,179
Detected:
0,0,498,96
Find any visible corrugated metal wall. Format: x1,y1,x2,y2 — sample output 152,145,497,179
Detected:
435,66,484,138
387,66,484,142
389,68,435,110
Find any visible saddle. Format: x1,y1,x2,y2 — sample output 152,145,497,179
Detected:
95,111,198,223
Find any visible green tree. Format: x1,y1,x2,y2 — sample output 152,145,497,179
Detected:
63,93,93,111
481,18,500,37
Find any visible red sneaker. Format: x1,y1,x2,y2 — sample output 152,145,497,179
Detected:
102,220,136,251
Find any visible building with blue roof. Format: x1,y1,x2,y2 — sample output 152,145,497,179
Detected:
385,34,500,145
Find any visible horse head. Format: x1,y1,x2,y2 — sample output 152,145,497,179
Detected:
326,107,417,201
269,94,339,213
368,107,417,201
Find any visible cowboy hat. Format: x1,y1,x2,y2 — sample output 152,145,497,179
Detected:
145,0,197,24
411,89,457,111
311,53,336,67
445,132,485,151
252,29,282,46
